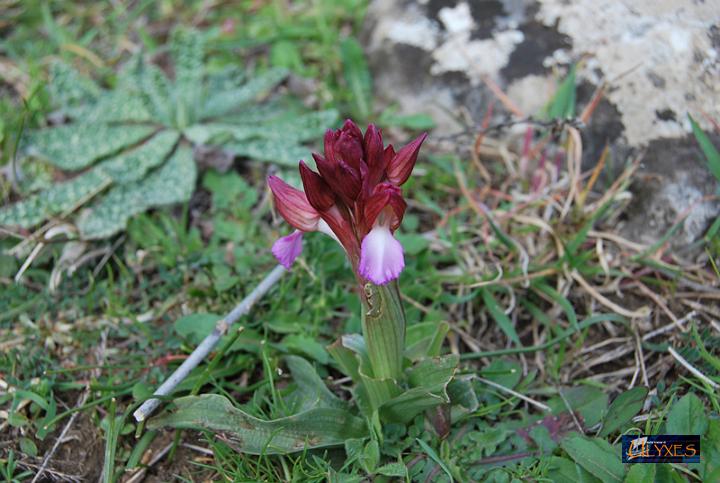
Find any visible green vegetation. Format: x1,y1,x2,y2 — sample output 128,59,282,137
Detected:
1,1,718,481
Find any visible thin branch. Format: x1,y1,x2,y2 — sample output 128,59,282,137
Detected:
475,376,551,412
133,264,286,422
668,346,720,389
32,330,108,483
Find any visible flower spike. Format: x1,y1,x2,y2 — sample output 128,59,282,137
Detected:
268,121,427,285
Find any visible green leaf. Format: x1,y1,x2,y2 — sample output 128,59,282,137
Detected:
258,109,339,143
376,462,407,478
360,372,401,414
329,334,396,414
624,464,655,483
655,465,685,483
202,67,289,119
148,393,367,454
447,378,479,411
341,37,372,120
47,60,100,110
560,434,624,482
283,334,330,365
360,439,380,473
219,102,289,125
24,124,154,170
549,386,608,428
379,355,458,423
702,419,720,479
19,436,38,457
480,288,520,345
174,313,220,344
184,123,240,145
284,355,345,411
395,233,429,255
189,110,338,146
546,64,576,120
202,169,251,210
482,359,522,388
416,438,454,483
665,393,708,436
688,114,720,182
599,386,648,437
328,337,362,382
530,425,558,452
0,169,111,228
407,354,459,388
271,40,304,71
405,321,449,360
97,130,180,183
0,131,178,229
77,146,197,239
85,90,153,123
534,282,578,329
224,139,310,166
138,63,174,125
171,28,205,106
547,456,601,483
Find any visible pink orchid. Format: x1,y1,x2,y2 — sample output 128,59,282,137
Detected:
268,120,427,285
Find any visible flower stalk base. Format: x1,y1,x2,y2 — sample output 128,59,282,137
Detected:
361,281,406,381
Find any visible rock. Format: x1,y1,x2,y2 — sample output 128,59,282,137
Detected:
363,0,720,247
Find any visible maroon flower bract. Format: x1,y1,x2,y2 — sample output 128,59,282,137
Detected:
268,120,427,285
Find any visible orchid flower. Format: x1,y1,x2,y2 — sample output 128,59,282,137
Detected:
268,120,427,286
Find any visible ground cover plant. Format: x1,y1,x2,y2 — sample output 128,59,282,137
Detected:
1,1,719,482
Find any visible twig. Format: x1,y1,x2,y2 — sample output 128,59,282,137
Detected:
634,330,649,388
182,442,214,456
570,270,650,318
124,442,174,483
642,312,694,341
558,388,585,434
32,330,108,483
133,264,286,422
475,376,550,412
667,346,720,389
30,391,89,483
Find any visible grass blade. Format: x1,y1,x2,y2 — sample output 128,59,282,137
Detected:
480,288,521,345
689,114,720,182
416,438,454,483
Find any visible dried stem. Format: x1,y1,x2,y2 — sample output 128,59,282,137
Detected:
133,264,286,422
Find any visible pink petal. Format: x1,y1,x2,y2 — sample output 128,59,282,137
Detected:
386,132,427,186
272,230,304,269
359,225,405,285
267,176,320,232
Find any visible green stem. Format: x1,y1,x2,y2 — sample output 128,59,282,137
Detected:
361,282,406,380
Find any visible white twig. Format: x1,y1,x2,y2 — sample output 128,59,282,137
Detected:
32,330,108,483
668,346,720,389
476,376,551,412
642,311,695,341
30,391,89,483
124,442,174,483
133,264,286,422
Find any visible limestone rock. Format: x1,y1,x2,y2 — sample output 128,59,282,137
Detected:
363,0,720,248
